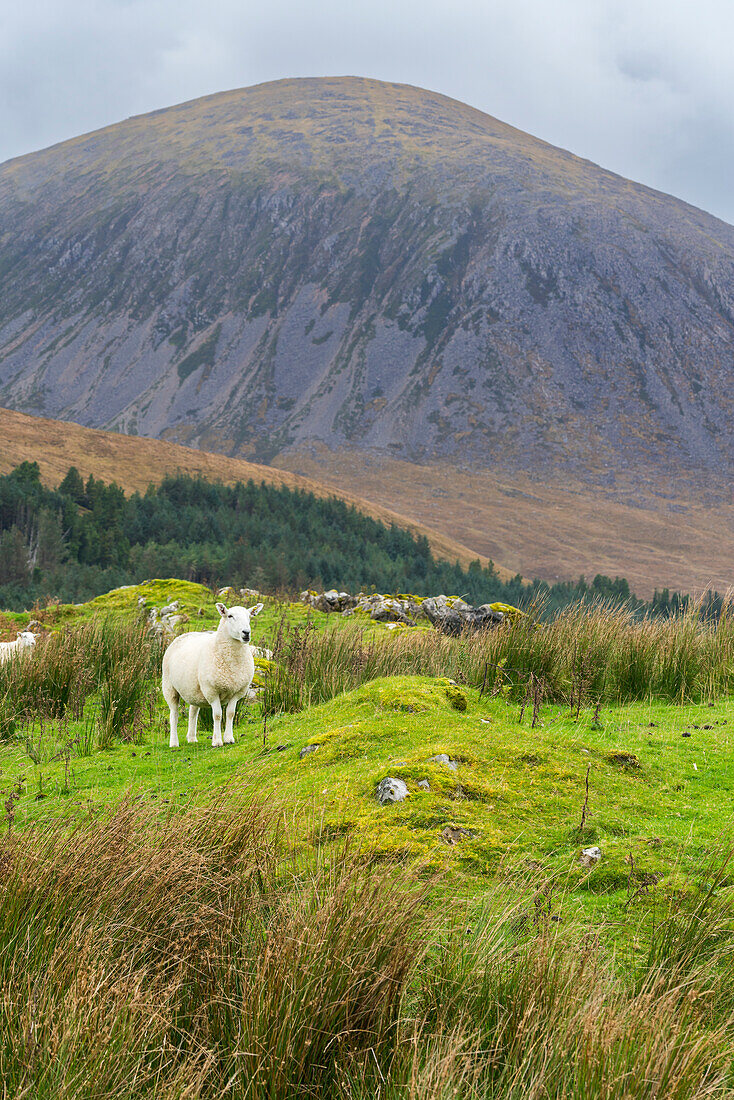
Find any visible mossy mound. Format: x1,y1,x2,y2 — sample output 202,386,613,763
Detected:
360,678,467,714
90,579,214,617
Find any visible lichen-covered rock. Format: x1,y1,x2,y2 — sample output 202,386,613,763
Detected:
430,754,458,771
299,588,521,632
376,777,409,804
421,596,465,634
301,589,357,613
422,596,505,635
299,744,320,760
490,602,526,622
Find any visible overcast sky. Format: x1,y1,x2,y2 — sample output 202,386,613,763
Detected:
1,0,732,224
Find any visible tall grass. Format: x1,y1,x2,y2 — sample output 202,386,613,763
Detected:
264,596,734,714
0,618,162,749
1,799,733,1098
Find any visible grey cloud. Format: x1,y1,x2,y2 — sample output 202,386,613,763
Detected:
1,0,733,224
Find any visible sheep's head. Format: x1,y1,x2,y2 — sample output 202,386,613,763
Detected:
17,631,35,649
215,602,264,644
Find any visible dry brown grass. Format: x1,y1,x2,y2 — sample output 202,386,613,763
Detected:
2,798,734,1099
275,445,734,598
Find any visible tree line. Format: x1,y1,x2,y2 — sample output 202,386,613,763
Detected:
0,462,715,618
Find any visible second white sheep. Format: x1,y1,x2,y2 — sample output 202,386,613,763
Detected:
0,631,36,664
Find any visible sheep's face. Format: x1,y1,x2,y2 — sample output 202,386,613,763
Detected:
18,632,35,649
216,602,264,644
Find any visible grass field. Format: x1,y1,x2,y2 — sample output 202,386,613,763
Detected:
3,580,734,1096
3,580,734,922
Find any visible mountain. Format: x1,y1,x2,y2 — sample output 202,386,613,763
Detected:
1,76,733,480
0,77,733,596
0,406,508,576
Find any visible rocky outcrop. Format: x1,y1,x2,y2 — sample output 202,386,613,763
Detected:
376,778,409,804
421,596,504,635
299,589,511,632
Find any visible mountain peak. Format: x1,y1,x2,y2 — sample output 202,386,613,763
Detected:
0,76,732,489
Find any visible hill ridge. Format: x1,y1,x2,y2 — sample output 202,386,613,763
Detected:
0,405,512,578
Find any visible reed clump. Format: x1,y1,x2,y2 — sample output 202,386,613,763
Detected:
0,618,161,748
2,799,734,1099
265,596,734,715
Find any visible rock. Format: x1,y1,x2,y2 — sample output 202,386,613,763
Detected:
298,589,518,631
579,846,602,867
442,825,472,845
363,595,413,623
217,587,235,598
422,595,504,635
240,587,264,601
430,754,458,771
160,601,180,616
299,744,320,759
417,779,430,790
307,589,358,613
468,604,506,629
421,596,464,635
376,777,409,804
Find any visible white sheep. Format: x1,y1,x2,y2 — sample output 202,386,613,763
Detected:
0,631,36,664
161,601,263,749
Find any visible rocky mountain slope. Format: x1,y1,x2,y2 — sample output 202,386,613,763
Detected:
0,76,733,487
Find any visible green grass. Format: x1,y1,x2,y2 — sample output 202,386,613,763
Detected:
3,579,734,935
4,669,733,930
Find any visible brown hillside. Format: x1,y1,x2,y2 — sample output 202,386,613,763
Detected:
0,408,515,580
274,446,734,600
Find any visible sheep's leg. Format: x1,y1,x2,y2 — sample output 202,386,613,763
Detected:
187,705,199,743
223,697,239,744
168,699,180,749
211,698,224,748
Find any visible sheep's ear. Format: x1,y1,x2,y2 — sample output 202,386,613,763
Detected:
249,603,264,617
215,602,227,617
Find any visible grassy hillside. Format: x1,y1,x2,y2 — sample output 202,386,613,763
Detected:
3,580,734,1097
276,446,734,599
3,580,733,922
